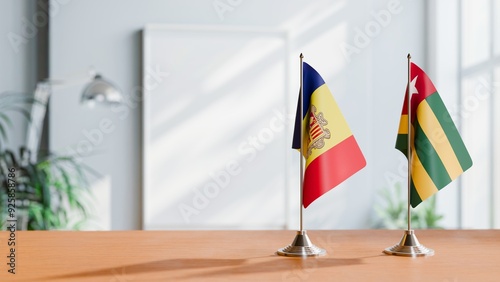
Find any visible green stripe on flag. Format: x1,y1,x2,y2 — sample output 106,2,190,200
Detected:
410,179,423,208
425,94,473,171
395,133,408,157
413,118,452,189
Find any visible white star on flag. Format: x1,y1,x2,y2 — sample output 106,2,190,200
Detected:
409,75,419,96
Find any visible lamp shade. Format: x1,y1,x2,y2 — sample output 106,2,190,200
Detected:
81,74,122,105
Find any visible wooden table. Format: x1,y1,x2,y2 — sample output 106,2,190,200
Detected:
0,230,499,281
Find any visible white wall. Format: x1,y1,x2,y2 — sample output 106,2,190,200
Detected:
49,0,425,230
0,0,37,150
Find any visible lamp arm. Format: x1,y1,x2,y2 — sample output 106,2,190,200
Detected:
43,67,97,90
25,82,51,162
25,68,120,161
25,68,96,161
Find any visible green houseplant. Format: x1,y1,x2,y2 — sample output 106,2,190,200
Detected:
0,92,93,230
373,182,444,229
0,92,33,145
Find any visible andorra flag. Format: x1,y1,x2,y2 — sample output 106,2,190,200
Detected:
396,62,472,207
292,62,366,208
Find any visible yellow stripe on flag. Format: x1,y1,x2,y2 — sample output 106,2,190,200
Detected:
398,114,415,150
302,84,352,167
411,150,439,201
417,100,464,180
398,115,408,134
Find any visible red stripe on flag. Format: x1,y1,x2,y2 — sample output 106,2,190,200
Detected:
401,63,438,116
303,135,366,208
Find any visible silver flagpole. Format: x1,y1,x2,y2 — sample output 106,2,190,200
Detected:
407,53,412,232
277,53,325,257
299,53,304,232
384,54,434,257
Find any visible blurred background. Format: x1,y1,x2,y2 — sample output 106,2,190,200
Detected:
0,0,498,230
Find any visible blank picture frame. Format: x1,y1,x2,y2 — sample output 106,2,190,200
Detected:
142,24,291,229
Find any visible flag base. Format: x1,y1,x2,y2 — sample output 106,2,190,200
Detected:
383,230,434,257
277,230,326,257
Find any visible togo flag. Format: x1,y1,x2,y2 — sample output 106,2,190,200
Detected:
396,62,473,207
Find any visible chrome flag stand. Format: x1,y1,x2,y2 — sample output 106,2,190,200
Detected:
277,230,326,257
277,53,326,257
384,230,434,257
383,54,434,257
